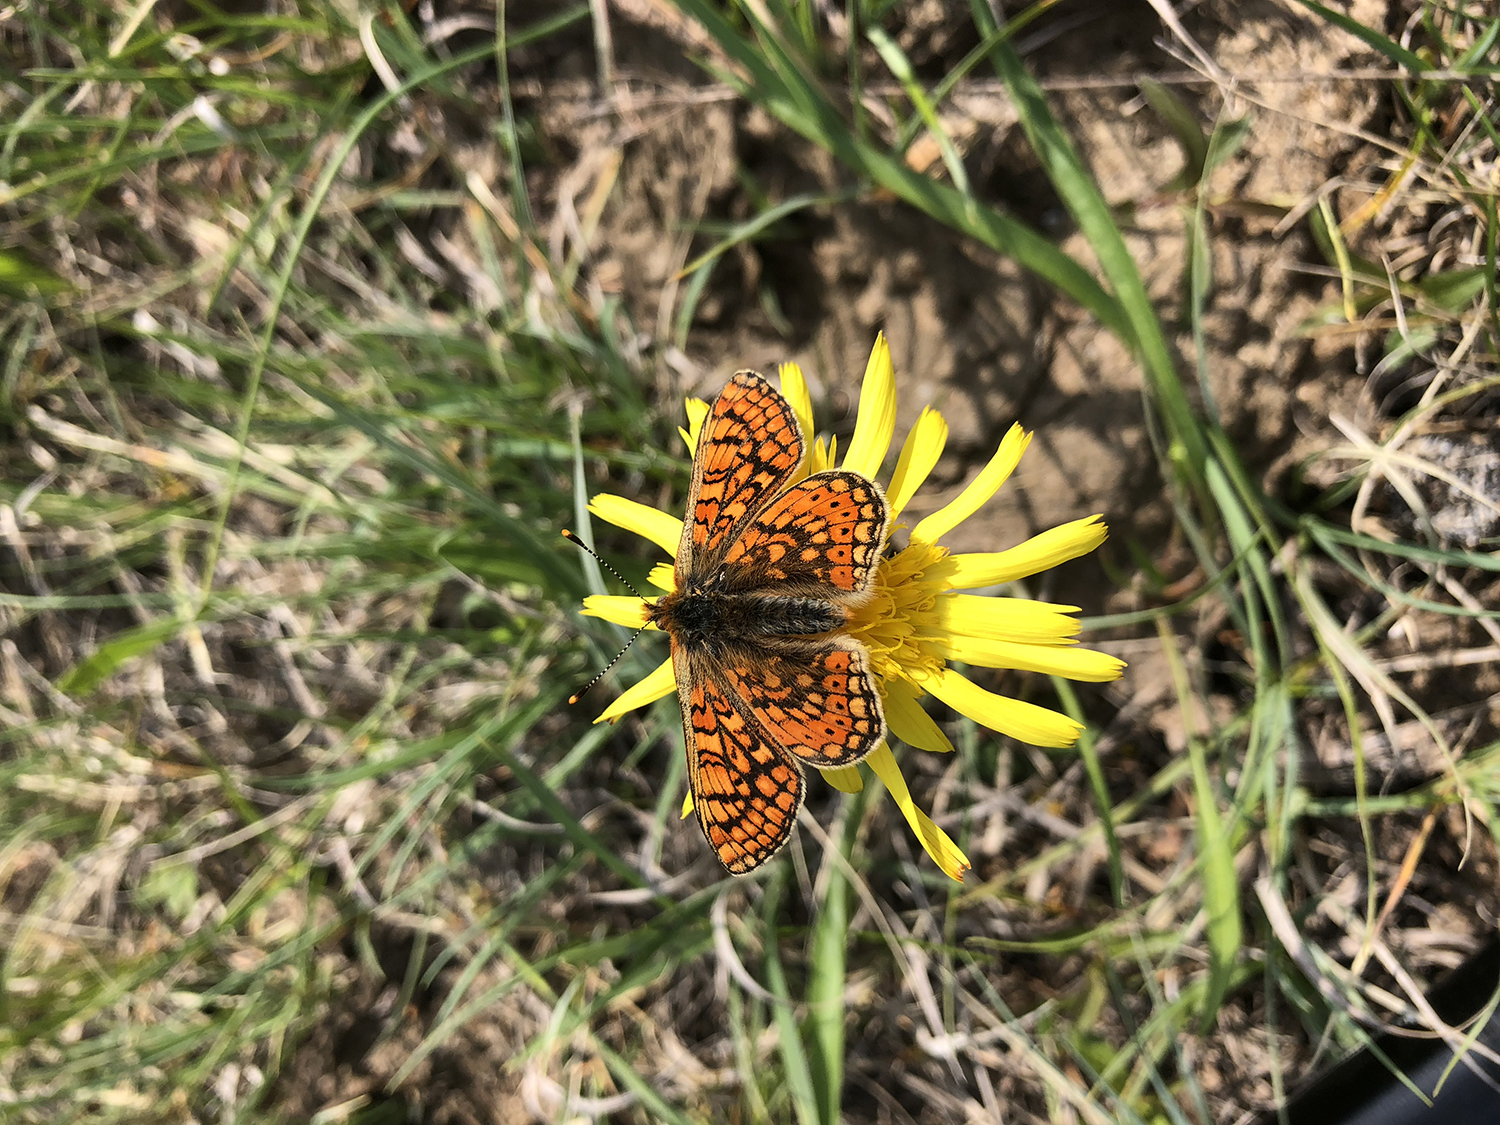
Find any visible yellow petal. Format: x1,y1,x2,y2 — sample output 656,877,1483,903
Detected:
682,791,694,818
778,362,817,449
648,562,676,591
910,424,1029,545
582,595,653,628
819,764,864,793
679,397,711,456
588,494,683,558
924,665,1083,748
947,516,1108,588
808,436,831,474
779,363,816,486
934,636,1126,682
842,333,896,479
884,678,954,753
934,594,1082,643
593,656,676,724
887,406,948,518
866,743,969,882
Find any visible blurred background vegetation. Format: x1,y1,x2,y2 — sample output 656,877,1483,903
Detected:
1,1,1497,1122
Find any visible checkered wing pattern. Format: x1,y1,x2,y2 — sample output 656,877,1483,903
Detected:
680,651,804,874
722,470,888,593
680,371,805,574
717,644,885,770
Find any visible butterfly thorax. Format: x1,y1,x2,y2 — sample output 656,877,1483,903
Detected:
649,572,846,655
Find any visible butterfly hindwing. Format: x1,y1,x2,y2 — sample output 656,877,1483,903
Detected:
679,649,804,874
716,641,886,770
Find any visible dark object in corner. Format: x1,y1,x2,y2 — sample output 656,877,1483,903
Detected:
1267,938,1500,1125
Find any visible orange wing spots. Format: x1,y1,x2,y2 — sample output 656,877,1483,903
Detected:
685,371,805,566
722,471,889,592
718,645,886,770
686,669,804,874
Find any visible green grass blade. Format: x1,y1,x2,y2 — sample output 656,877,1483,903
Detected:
866,25,971,193
805,809,853,1123
1139,78,1209,191
1052,677,1124,906
1292,0,1429,72
1158,621,1242,1028
489,737,658,894
678,188,857,280
55,616,186,696
594,1039,706,1125
0,247,72,300
1301,518,1500,574
762,875,821,1125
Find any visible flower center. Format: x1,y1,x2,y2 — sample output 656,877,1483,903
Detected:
847,538,954,686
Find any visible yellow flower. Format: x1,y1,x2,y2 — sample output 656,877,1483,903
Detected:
581,334,1124,881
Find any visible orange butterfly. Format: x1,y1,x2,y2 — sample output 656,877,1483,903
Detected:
648,372,890,874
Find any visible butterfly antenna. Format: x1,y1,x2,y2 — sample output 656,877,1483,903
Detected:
565,623,650,705
561,528,646,599
561,529,653,705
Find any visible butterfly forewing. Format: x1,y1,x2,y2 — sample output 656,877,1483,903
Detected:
722,471,888,593
680,371,805,574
